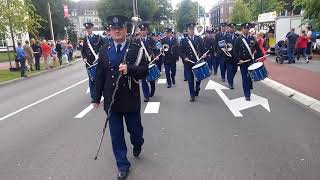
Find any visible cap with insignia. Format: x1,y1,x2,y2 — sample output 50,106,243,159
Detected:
185,22,196,29
138,22,150,31
227,23,237,28
220,22,227,27
105,15,131,28
241,22,251,29
206,26,214,33
105,25,111,31
148,32,155,37
83,22,94,29
165,27,173,33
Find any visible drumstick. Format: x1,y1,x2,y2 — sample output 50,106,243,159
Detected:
197,50,210,63
238,54,270,65
184,58,196,64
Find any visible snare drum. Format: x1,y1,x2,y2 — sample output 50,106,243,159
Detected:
248,62,268,81
192,62,211,81
87,63,97,81
147,64,160,81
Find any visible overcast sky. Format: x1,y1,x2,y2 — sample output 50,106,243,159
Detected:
171,0,218,13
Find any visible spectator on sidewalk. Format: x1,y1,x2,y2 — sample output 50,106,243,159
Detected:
31,38,41,70
61,42,69,64
286,28,299,64
76,39,83,51
50,43,59,67
40,40,51,70
296,30,309,63
67,41,73,62
23,40,34,71
55,40,63,66
306,26,313,58
15,42,27,77
257,32,267,61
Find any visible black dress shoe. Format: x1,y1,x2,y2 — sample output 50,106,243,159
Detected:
167,84,172,88
190,96,195,102
133,146,142,157
144,98,149,102
229,84,234,89
184,79,187,81
117,171,129,180
245,97,251,101
172,80,176,84
221,78,226,82
21,75,28,77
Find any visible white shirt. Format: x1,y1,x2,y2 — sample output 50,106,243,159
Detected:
114,40,127,51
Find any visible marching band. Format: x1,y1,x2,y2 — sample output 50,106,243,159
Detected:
81,14,267,179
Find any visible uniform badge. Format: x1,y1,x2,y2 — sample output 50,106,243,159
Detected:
113,17,118,23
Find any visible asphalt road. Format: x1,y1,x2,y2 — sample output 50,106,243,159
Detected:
0,60,319,180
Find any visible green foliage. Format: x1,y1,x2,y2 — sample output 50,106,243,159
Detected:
30,0,74,39
153,0,173,23
230,0,252,24
247,0,285,20
0,0,44,38
176,0,198,32
97,0,166,24
294,0,320,30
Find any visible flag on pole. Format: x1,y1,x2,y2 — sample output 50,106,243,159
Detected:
64,4,69,18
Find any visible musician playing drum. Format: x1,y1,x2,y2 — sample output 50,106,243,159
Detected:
139,22,157,102
234,23,263,101
81,22,104,100
178,22,205,102
225,23,239,89
92,15,148,180
160,27,179,88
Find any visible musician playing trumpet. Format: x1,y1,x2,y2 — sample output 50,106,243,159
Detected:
225,23,239,89
234,23,263,101
178,22,205,102
159,27,179,88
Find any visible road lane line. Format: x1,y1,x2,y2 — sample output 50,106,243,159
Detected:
144,102,160,114
157,79,167,84
74,97,104,119
0,78,88,121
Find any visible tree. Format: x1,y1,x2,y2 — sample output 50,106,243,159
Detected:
230,0,252,24
294,0,320,30
30,0,74,39
246,0,284,20
153,0,173,31
0,0,44,37
97,0,159,24
176,0,198,32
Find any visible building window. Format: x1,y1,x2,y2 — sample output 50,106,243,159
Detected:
16,33,23,44
0,34,6,48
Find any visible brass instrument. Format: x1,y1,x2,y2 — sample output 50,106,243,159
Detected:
218,40,233,57
148,43,169,65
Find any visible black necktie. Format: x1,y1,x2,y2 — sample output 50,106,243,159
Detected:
116,44,122,54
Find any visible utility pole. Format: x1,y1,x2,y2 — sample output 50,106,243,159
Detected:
48,2,55,42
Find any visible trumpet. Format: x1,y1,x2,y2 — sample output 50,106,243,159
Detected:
148,43,170,65
218,40,233,57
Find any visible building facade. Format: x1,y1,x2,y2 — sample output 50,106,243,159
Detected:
68,0,104,37
0,31,30,52
209,0,235,27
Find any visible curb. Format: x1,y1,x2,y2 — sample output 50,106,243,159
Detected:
0,58,82,87
261,78,320,113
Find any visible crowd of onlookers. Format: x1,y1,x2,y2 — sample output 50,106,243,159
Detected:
15,38,74,77
285,26,315,64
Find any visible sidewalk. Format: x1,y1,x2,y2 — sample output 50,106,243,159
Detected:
265,56,320,100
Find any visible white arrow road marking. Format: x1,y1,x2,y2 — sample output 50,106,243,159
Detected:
0,78,89,121
86,87,90,95
144,102,160,114
74,96,104,119
157,79,167,84
205,80,270,117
